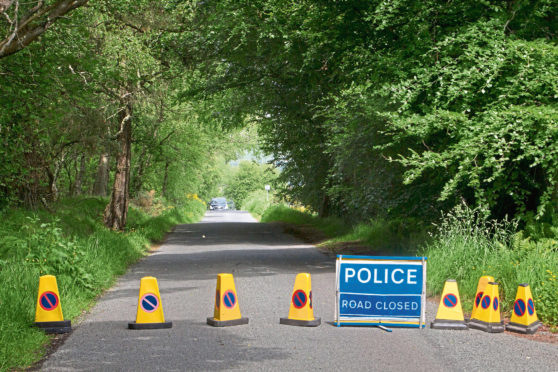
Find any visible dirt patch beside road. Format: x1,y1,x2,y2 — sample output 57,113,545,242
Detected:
274,222,405,256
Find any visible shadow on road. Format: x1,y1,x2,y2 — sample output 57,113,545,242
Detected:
132,248,335,282
165,222,297,247
40,320,289,371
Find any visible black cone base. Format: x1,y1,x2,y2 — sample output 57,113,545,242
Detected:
506,321,542,334
431,319,468,330
468,319,504,333
35,320,72,334
128,321,172,329
207,317,249,327
280,317,321,327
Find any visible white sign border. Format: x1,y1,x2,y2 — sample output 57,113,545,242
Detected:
335,254,427,329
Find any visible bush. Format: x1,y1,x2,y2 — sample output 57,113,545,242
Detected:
261,204,314,225
422,205,558,325
243,190,272,218
261,204,349,238
224,161,277,209
328,217,429,253
0,197,205,370
262,204,427,253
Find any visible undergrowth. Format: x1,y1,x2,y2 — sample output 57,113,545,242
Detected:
243,190,272,219
0,196,205,371
261,204,558,326
261,205,349,237
261,205,427,253
423,205,558,325
324,217,428,254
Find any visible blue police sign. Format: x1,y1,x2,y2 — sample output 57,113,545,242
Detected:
335,255,427,328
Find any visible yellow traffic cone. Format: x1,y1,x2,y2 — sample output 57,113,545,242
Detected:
280,273,321,327
506,283,542,334
35,275,71,334
431,279,468,330
207,273,249,327
471,275,494,320
128,276,172,329
468,282,504,333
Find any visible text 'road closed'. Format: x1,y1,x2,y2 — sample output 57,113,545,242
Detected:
340,294,421,317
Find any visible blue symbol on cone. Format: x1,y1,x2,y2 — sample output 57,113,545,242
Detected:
292,290,307,309
514,299,526,316
443,294,458,308
475,292,483,307
493,297,499,310
141,294,159,312
223,291,236,309
481,295,491,309
40,292,59,311
527,299,535,316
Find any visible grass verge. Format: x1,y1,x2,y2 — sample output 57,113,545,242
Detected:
243,190,272,220
261,205,349,238
0,197,205,371
422,206,558,326
261,204,427,254
261,204,558,327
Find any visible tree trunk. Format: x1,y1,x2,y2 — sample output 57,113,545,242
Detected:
103,102,132,230
161,160,170,198
132,99,163,195
92,153,110,196
0,0,89,58
131,145,149,196
73,153,86,196
318,193,330,218
48,151,66,201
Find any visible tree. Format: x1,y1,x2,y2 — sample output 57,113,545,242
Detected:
181,0,558,222
2,0,556,227
225,161,277,209
0,0,89,58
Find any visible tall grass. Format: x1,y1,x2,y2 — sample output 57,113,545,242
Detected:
422,206,558,325
262,205,427,253
243,190,272,219
0,197,205,371
261,204,558,325
326,217,428,253
261,205,349,237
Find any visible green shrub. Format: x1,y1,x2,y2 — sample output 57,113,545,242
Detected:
262,203,558,325
261,205,349,237
0,197,205,370
244,190,272,218
261,204,315,225
262,205,427,253
224,161,277,209
422,205,558,325
327,217,429,253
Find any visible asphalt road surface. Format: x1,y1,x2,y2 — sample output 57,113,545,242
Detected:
41,211,558,371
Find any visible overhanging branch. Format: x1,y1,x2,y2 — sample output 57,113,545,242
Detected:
0,0,89,58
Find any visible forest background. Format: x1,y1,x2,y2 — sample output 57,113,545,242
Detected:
0,0,557,369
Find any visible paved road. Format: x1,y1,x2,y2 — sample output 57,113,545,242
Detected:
42,211,558,371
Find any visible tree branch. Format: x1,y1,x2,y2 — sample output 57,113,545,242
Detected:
0,0,16,14
0,0,89,58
